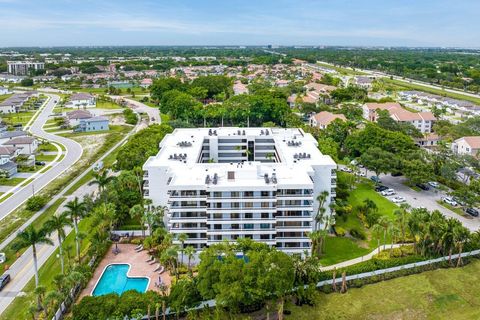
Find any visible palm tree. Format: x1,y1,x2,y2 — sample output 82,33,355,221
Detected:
453,224,470,267
13,226,53,292
130,204,145,237
371,223,384,254
315,191,330,229
184,245,195,274
34,285,46,311
375,216,392,250
88,170,115,204
44,212,73,274
64,197,87,261
177,233,188,266
161,245,179,280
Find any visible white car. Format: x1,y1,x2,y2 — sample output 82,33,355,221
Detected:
442,197,458,206
340,167,352,173
391,196,406,203
381,189,396,196
355,171,366,177
428,181,440,188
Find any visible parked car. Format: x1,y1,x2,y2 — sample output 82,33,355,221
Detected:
416,183,430,191
391,196,406,203
465,208,479,217
453,197,466,207
355,171,366,177
428,181,440,188
0,274,10,291
370,176,382,183
442,197,458,207
35,161,46,166
391,172,403,177
381,189,396,196
375,185,389,192
339,167,352,173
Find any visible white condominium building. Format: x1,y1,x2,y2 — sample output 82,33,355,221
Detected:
143,127,337,255
7,61,45,76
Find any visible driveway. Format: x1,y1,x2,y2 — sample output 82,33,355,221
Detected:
109,96,161,124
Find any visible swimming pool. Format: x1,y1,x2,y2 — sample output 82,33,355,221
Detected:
92,264,149,296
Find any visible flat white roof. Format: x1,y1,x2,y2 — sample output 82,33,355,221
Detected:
144,127,336,188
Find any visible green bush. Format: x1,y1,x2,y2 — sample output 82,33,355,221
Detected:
335,226,346,237
25,195,48,211
349,227,366,240
123,108,138,125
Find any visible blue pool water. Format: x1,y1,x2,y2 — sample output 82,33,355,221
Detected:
92,264,149,296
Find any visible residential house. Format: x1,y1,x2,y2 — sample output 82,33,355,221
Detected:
140,78,153,88
363,102,436,133
77,116,109,132
452,136,480,157
309,111,347,129
304,82,336,105
67,93,96,108
0,130,28,145
65,110,94,127
0,145,20,179
2,136,38,155
355,76,374,89
275,79,290,87
233,81,249,95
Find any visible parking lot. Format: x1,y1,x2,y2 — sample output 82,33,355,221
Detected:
339,166,480,232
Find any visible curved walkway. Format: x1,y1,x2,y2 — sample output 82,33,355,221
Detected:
320,243,412,271
0,94,83,219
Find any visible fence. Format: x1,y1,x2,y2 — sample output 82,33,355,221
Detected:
50,256,97,320
139,248,480,319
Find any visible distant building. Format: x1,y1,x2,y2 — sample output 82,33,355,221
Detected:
0,92,38,114
0,87,9,95
7,61,45,76
77,116,109,132
275,79,290,88
354,76,374,89
233,81,249,95
363,102,436,133
309,111,347,129
68,93,96,109
452,136,480,157
140,78,153,88
65,110,94,127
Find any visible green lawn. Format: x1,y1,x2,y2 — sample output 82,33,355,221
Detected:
37,142,58,152
0,177,26,186
58,124,130,138
96,100,123,110
286,259,480,319
0,94,12,102
316,62,366,75
35,154,58,162
1,111,36,125
320,180,399,265
320,236,370,266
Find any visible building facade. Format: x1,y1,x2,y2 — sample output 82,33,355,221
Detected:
7,61,45,76
452,136,480,157
143,128,337,255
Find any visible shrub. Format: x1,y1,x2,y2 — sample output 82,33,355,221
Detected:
26,195,48,211
123,108,138,125
335,226,346,237
349,227,366,240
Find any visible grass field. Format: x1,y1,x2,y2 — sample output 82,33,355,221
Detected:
0,94,12,102
320,180,399,266
96,100,123,110
35,154,58,162
0,177,26,186
0,111,36,126
58,124,130,138
316,62,366,76
286,259,480,320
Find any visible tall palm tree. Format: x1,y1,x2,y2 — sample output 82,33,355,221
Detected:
315,191,330,229
177,233,188,266
161,245,179,280
88,170,115,204
63,197,87,261
184,245,195,274
13,226,53,309
130,204,145,237
453,224,470,267
44,212,73,274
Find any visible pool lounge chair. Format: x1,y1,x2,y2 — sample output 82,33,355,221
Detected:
134,244,142,250
157,266,165,274
135,245,144,252
148,258,157,265
145,255,154,263
153,264,162,272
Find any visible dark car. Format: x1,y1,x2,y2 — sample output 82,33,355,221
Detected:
391,172,403,177
375,185,389,192
35,161,46,166
0,274,10,291
416,183,430,191
465,208,479,217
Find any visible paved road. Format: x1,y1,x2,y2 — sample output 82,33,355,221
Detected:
0,103,148,315
0,94,83,219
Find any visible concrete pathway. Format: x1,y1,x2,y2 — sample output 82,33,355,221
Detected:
320,243,409,271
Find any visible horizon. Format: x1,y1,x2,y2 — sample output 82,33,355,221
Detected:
1,0,479,47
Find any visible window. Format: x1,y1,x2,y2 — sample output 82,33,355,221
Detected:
260,223,270,229
244,224,254,229
244,202,253,208
261,212,269,219
245,212,253,219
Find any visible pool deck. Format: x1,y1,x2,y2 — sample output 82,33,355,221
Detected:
79,243,171,299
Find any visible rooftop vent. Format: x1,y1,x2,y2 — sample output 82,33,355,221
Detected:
205,175,211,184
213,173,218,185
264,173,270,184
271,173,277,184
228,171,235,180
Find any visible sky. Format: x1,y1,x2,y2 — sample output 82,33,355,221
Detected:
0,0,479,48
